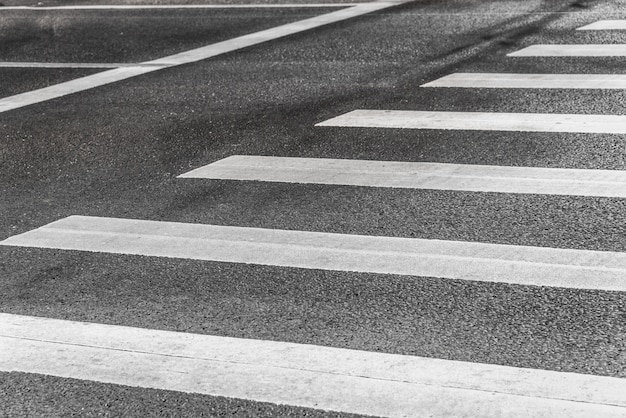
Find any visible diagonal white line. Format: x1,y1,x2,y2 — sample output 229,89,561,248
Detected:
0,0,408,114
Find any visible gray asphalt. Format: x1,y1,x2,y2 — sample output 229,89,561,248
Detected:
1,0,626,415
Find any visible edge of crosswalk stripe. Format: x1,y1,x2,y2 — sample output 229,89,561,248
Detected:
421,72,626,89
315,110,626,134
1,313,625,417
0,0,409,114
178,155,626,198
3,215,626,291
507,44,626,57
0,4,356,10
577,20,626,30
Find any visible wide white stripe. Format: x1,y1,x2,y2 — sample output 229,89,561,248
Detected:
508,44,626,57
577,20,626,30
0,4,354,10
0,62,158,69
179,155,626,198
421,72,626,89
316,110,626,134
3,215,626,291
1,313,625,417
0,1,406,113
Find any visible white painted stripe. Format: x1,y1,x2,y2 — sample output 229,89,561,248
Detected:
577,20,626,30
0,1,407,114
421,72,626,89
179,155,626,198
0,62,158,69
2,313,625,417
508,44,626,57
0,4,355,10
316,110,626,134
3,215,626,291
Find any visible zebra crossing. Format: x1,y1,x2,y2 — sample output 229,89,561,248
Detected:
2,12,626,418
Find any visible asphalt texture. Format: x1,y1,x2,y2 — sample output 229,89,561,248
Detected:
1,0,626,415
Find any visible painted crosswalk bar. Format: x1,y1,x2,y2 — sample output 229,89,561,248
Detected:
508,45,626,57
2,313,625,418
180,155,626,198
3,215,626,291
316,110,626,134
578,21,626,30
421,73,626,89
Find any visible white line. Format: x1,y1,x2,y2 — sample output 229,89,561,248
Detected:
315,110,626,134
577,20,626,30
0,0,407,114
1,313,625,418
421,72,626,89
0,4,356,10
3,215,626,291
0,62,159,69
508,44,626,57
179,155,626,198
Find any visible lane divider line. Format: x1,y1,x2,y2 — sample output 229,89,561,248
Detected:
421,72,626,89
315,109,626,134
2,313,625,418
508,44,626,57
179,155,626,198
0,0,409,114
3,215,626,291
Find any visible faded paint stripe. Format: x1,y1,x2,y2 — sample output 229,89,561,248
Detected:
315,110,626,134
2,215,626,291
577,20,626,30
421,72,626,89
508,44,626,57
179,155,626,198
1,313,625,418
0,1,407,114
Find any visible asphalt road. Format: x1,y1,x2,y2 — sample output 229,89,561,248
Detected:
1,0,626,416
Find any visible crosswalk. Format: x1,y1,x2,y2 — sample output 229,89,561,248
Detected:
2,11,626,418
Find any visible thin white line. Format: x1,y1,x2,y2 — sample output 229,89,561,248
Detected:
0,0,408,114
0,62,161,69
3,215,626,291
0,4,356,10
1,313,625,417
316,110,626,134
577,20,626,30
421,72,626,89
179,155,626,198
508,44,626,57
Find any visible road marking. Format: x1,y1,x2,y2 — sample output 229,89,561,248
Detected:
578,20,626,30
421,72,626,89
2,313,625,418
508,44,626,57
0,62,161,69
0,0,407,114
0,4,355,10
3,215,626,291
316,110,626,134
179,155,626,198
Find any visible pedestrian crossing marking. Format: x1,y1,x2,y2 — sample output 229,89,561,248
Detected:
180,155,626,198
577,20,626,30
2,313,625,418
508,45,626,57
421,72,626,89
316,110,626,134
3,215,626,291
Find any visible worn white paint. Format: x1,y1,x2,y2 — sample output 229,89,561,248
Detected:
421,72,626,89
577,20,626,30
316,109,626,134
1,313,625,417
179,155,626,198
0,4,355,10
508,44,626,56
0,1,407,113
3,215,626,291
